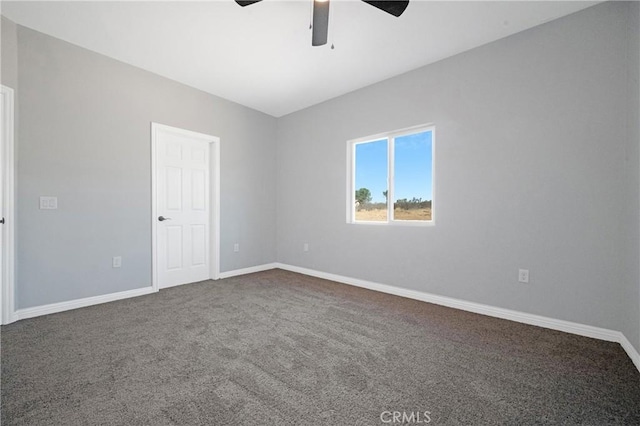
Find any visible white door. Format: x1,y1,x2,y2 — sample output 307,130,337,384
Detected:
155,126,211,289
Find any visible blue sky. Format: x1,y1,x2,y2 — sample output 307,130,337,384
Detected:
355,130,433,203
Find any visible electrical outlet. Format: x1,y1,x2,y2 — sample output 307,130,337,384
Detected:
233,243,240,253
518,269,529,283
303,243,309,252
113,256,122,268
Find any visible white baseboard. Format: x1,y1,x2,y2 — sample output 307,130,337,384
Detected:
218,263,278,279
10,262,281,322
14,286,156,321
274,263,640,373
8,262,640,374
620,333,640,373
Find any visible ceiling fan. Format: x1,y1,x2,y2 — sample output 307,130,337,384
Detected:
235,0,410,47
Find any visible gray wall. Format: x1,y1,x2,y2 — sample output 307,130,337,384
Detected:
630,1,640,353
277,1,640,352
12,24,277,308
1,16,18,90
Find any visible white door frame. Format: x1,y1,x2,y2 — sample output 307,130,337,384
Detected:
1,85,16,325
151,123,220,292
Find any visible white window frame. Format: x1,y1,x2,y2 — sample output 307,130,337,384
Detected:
347,124,435,226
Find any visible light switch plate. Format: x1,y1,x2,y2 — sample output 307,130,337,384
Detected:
39,196,58,210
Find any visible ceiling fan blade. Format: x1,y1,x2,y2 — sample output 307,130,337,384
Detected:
235,0,262,6
361,1,409,17
312,0,330,47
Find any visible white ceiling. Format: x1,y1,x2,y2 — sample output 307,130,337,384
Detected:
1,1,598,117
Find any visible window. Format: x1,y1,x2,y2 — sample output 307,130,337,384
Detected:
347,125,434,225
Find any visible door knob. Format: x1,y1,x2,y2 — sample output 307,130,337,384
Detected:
158,216,172,222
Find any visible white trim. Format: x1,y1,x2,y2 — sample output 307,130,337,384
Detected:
14,286,156,321
151,124,158,291
151,123,221,290
1,85,15,325
346,141,354,223
274,263,640,373
218,263,278,279
6,256,640,373
620,334,640,372
211,141,221,280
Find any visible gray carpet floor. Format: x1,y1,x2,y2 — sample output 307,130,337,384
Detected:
2,269,640,425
